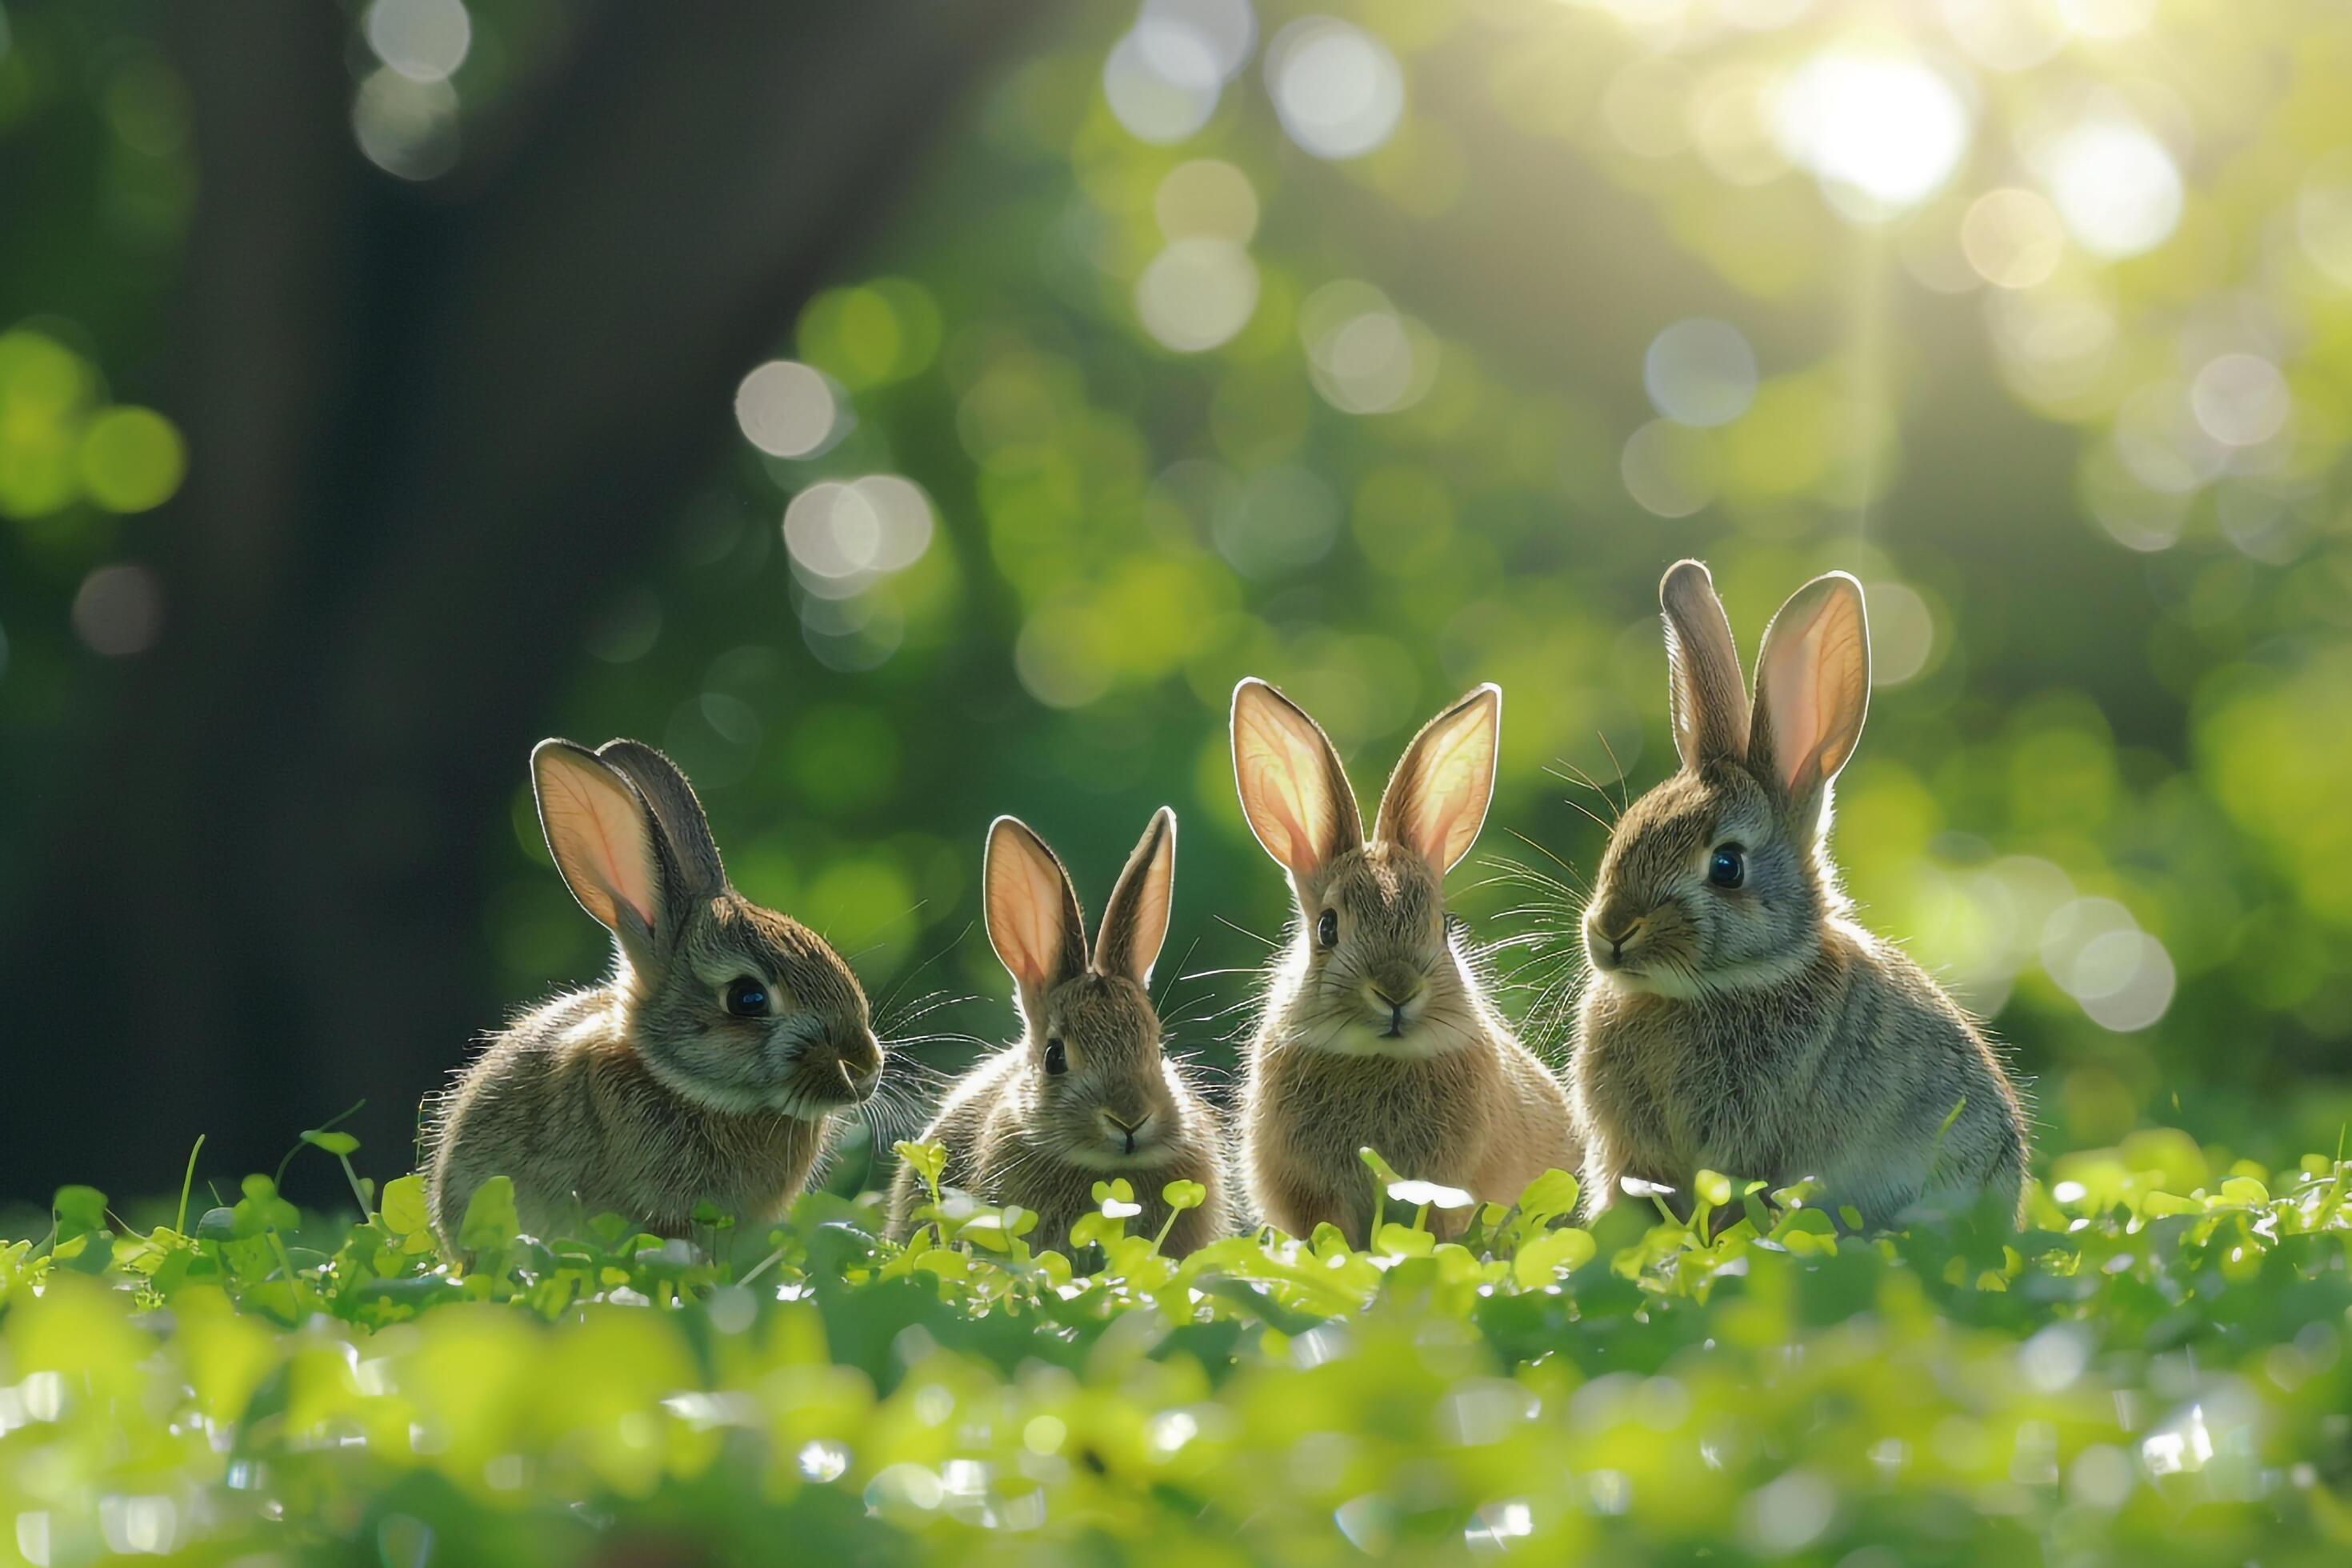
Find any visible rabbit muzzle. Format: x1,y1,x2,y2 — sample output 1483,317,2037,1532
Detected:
1096,1106,1156,1160
1585,904,1650,976
1361,967,1428,1038
778,1028,882,1116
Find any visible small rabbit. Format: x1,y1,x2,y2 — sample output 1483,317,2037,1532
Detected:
1231,678,1581,1247
1572,562,2029,1228
887,809,1232,1257
425,738,882,1245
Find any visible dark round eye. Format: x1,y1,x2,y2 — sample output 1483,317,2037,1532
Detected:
1043,1039,1067,1076
723,977,769,1017
1317,909,1338,949
1708,846,1746,890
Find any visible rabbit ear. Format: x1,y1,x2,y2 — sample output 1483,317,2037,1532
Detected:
594,739,726,901
1749,572,1870,831
533,740,665,963
985,817,1088,1011
1095,807,1176,985
1661,560,1749,769
1375,684,1502,875
1232,678,1362,886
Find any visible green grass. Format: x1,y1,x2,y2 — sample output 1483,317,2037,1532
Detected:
6,1129,2352,1565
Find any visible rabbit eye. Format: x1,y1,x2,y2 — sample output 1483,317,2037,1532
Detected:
722,977,770,1017
1043,1039,1068,1076
1317,909,1339,949
1707,845,1746,890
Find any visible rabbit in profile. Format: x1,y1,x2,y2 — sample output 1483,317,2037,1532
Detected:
1231,679,1580,1247
887,810,1232,1257
1572,562,2029,1228
425,738,882,1246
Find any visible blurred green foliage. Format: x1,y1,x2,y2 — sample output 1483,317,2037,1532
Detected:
491,0,2352,1166
9,1129,2352,1562
2,2,2349,1159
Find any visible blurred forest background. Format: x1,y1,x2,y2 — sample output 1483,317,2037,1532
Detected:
2,0,2349,1204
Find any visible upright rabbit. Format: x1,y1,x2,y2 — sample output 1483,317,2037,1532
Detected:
887,810,1232,1256
1232,679,1580,1246
1572,562,2029,1228
425,738,882,1245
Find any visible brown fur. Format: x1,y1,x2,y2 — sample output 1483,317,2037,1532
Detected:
1233,680,1581,1246
1572,564,2029,1228
424,739,879,1243
886,811,1233,1256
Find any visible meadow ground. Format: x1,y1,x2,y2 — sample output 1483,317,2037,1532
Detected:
4,1128,2350,1566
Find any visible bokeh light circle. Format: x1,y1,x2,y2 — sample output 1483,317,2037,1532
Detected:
1299,280,1435,414
1864,581,1935,686
2058,0,2155,41
2112,382,2227,494
1136,238,1261,352
1102,0,1255,146
1961,187,2066,289
352,69,459,181
2039,896,2175,1030
2189,354,2291,448
1015,602,1116,709
1774,51,1972,216
78,407,186,513
363,0,473,84
782,476,936,597
1154,159,1260,243
72,563,164,657
1939,0,2066,71
734,361,838,459
1643,318,1758,427
2039,119,2182,259
1104,28,1219,145
1211,464,1340,578
1266,17,1404,162
2294,153,2352,289
1620,420,1716,518
1145,0,1255,79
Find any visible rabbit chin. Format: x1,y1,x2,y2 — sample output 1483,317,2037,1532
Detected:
642,1054,840,1122
1061,1135,1182,1172
1598,949,1814,1002
1316,1015,1461,1061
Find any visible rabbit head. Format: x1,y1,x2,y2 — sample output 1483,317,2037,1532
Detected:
1232,678,1503,1059
533,738,882,1117
985,809,1187,1170
1584,562,1870,998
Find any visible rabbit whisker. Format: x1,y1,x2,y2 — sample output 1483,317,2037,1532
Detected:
1592,728,1632,816
1213,914,1281,950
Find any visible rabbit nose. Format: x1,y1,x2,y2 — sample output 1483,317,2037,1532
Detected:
1590,914,1646,967
1098,1108,1150,1154
834,1031,882,1098
1365,975,1423,1036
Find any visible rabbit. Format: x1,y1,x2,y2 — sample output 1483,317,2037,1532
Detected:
886,809,1233,1258
1231,678,1582,1248
1571,561,2030,1230
424,738,882,1246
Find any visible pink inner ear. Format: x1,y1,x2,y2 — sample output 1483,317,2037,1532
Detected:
987,834,1072,991
542,758,660,932
1388,696,1497,872
1236,700,1342,877
1763,594,1862,794
1768,627,1830,790
1404,758,1473,866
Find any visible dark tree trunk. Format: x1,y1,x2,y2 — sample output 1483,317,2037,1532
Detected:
0,0,1053,1202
